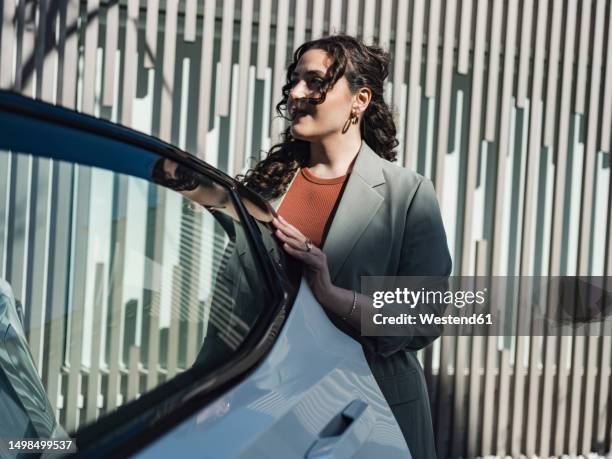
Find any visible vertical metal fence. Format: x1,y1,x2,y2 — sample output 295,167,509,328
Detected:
0,0,611,457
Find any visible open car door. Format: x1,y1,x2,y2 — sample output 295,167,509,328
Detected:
0,90,410,458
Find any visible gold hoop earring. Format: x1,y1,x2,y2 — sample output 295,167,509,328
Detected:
342,111,358,134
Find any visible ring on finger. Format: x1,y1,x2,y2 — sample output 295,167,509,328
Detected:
303,239,312,252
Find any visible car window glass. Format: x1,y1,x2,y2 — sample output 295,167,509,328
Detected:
0,149,273,447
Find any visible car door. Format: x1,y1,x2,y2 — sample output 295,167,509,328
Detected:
0,90,410,459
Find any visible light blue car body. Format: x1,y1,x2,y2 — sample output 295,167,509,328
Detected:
136,280,411,459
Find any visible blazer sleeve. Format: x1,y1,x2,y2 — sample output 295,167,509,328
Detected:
372,177,453,357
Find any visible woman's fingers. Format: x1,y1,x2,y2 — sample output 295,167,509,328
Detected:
275,228,307,250
272,218,295,240
281,219,307,240
283,242,311,261
273,216,323,268
273,216,307,242
282,242,322,268
273,221,312,254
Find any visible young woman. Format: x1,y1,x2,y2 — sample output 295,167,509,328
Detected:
239,34,452,459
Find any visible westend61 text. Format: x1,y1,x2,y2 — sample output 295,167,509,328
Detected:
372,313,493,325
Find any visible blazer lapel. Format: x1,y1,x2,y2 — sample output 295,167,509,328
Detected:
322,141,385,282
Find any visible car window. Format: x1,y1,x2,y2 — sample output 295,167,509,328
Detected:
0,147,276,449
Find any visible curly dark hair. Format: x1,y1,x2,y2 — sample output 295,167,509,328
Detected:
236,34,399,199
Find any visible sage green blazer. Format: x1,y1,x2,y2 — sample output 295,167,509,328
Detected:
269,140,453,459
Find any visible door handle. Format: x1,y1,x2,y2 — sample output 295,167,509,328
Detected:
305,399,371,459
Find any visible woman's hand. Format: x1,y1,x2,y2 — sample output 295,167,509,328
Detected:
272,215,368,329
272,216,337,306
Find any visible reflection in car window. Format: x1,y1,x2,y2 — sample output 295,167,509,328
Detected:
0,149,273,447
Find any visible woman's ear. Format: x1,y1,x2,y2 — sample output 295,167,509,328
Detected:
354,86,372,115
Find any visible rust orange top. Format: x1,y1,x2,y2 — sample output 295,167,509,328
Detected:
277,167,349,248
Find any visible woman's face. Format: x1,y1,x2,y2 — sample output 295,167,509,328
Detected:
287,48,356,141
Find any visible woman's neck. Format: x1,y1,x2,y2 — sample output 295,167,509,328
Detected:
306,135,362,179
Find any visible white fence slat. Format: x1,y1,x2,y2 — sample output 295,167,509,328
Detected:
458,0,472,74
102,0,119,107
516,0,534,108
217,0,235,117
256,0,272,79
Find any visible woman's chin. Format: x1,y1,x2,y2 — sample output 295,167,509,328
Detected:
290,124,309,140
